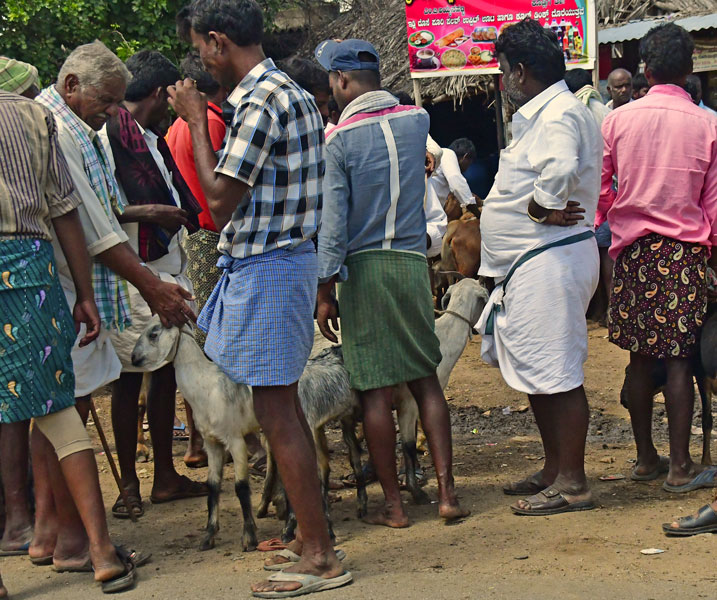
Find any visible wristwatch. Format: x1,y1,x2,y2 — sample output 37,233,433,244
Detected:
527,208,548,224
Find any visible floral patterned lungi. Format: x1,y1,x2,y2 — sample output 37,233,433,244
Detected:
608,233,707,358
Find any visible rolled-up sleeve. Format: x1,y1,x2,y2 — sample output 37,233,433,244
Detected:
56,124,128,256
529,116,580,210
425,179,447,258
426,134,443,170
318,140,350,282
44,112,82,218
442,150,474,206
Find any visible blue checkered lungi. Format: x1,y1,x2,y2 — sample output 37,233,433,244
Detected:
198,241,317,387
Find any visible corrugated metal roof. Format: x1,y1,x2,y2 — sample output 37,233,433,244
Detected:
599,13,717,44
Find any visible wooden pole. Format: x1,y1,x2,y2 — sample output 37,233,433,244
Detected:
493,74,505,150
412,78,423,108
90,399,138,523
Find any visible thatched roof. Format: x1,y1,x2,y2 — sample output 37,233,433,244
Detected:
309,0,492,104
597,0,717,26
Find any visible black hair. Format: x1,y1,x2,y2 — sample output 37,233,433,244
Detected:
327,95,339,114
181,51,220,96
564,68,592,93
632,72,649,91
493,18,565,86
685,74,702,103
450,137,477,160
278,56,329,95
188,0,263,47
124,50,180,102
345,51,381,87
639,23,694,83
391,91,414,105
176,6,192,44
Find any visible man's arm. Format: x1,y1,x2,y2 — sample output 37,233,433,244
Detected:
442,150,474,207
168,80,251,230
317,142,350,343
116,205,190,231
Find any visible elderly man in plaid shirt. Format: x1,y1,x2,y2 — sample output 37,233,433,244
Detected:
169,0,351,597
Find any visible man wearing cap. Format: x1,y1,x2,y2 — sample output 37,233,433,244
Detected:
315,39,469,528
0,57,41,98
168,0,351,597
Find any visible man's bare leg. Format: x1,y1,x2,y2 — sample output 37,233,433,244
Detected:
112,373,144,504
0,422,33,552
251,384,343,595
406,375,469,521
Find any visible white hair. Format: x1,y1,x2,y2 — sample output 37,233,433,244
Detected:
57,40,132,90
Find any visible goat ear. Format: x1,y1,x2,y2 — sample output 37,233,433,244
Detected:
441,290,452,310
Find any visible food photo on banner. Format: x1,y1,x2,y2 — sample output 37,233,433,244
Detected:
405,0,596,78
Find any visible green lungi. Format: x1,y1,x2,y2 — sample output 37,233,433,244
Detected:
183,229,222,348
338,249,442,391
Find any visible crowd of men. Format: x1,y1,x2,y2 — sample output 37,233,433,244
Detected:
0,1,717,596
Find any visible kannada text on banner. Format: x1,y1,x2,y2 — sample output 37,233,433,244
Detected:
405,0,595,78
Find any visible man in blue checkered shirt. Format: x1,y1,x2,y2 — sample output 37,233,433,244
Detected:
169,0,351,597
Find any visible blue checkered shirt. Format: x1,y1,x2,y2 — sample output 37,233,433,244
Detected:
215,59,324,259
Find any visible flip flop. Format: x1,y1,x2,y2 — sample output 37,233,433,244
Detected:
264,549,346,572
53,546,150,573
510,487,596,516
0,542,30,556
100,554,136,594
631,456,670,481
503,474,546,496
30,555,54,566
150,475,209,504
252,570,353,598
257,538,287,552
662,467,717,493
112,493,144,519
662,504,717,536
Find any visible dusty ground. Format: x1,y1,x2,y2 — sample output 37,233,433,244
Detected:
4,324,717,599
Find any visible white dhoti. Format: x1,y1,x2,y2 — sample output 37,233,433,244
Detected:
476,235,599,395
58,272,122,397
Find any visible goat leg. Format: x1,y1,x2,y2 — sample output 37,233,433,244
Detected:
701,377,715,466
257,448,277,519
281,501,297,544
200,440,225,551
315,429,336,542
229,438,258,551
397,402,431,505
341,415,367,518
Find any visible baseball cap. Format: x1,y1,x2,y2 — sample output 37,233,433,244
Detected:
314,39,380,72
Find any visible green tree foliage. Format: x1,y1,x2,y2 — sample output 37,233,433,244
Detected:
0,0,287,83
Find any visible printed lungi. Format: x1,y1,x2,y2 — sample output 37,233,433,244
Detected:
608,233,707,358
338,249,441,391
198,241,317,387
0,239,76,422
183,228,222,348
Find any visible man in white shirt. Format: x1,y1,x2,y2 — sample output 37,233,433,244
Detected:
477,19,601,517
100,50,207,519
428,138,478,219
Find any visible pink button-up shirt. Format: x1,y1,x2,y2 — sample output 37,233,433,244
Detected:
599,84,717,260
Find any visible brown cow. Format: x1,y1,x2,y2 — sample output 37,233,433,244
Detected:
433,214,481,306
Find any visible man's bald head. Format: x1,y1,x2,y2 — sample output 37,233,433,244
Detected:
607,68,632,109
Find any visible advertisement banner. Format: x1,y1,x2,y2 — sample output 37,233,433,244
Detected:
405,0,596,78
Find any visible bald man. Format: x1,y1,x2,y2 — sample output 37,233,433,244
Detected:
606,68,633,110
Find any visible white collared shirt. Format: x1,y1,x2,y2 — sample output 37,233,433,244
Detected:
429,147,475,208
424,179,448,258
479,80,601,278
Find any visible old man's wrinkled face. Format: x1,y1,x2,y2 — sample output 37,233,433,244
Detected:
65,75,126,131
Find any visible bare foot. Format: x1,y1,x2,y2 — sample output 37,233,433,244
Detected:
632,454,668,479
0,525,32,552
92,553,125,583
665,461,713,488
252,555,344,595
439,502,470,522
53,550,91,571
362,505,409,528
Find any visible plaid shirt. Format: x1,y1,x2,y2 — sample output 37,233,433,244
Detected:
215,59,324,259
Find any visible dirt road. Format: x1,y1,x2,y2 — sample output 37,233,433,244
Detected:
3,325,716,599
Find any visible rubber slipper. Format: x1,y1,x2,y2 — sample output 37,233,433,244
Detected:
115,546,152,569
111,494,144,519
631,456,669,481
150,476,209,504
662,467,717,493
510,487,595,516
503,475,546,496
30,555,54,566
0,542,30,556
252,570,353,598
101,558,136,594
257,538,287,552
662,504,717,536
264,549,346,572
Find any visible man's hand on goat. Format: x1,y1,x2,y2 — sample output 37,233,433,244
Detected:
144,280,197,328
317,281,339,343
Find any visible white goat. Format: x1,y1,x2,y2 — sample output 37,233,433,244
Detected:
131,322,260,552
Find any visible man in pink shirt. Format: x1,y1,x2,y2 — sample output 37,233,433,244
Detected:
601,23,717,494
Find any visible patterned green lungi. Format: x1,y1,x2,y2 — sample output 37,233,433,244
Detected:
184,228,222,348
0,239,76,423
338,249,442,391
